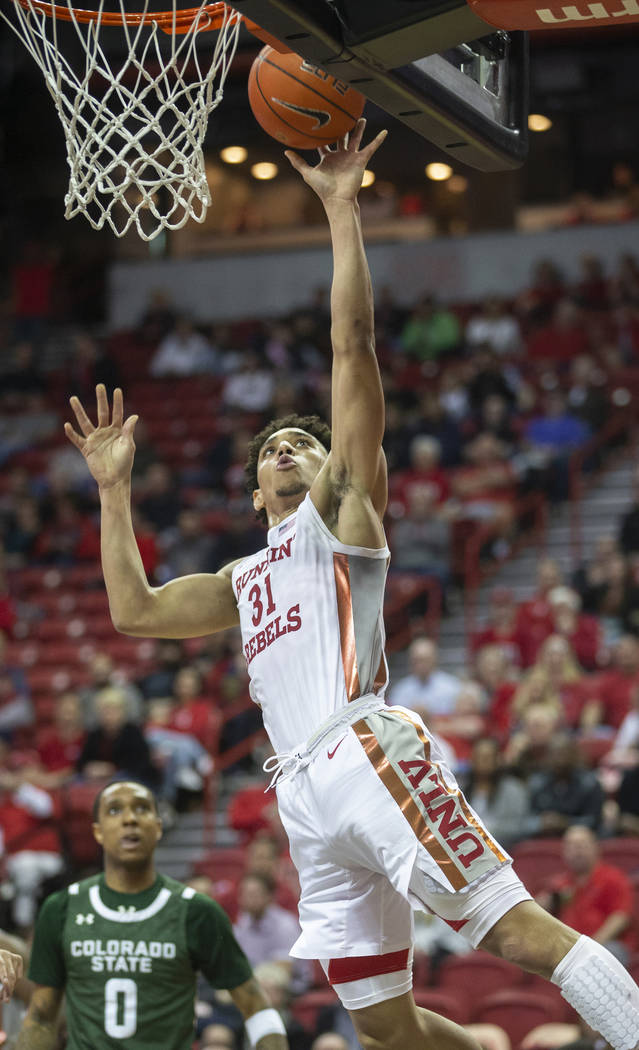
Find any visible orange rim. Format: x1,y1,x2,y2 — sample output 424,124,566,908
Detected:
12,0,290,45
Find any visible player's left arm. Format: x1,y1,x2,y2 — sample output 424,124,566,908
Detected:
229,976,288,1049
286,119,388,527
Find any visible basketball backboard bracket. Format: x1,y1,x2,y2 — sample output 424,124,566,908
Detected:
232,0,529,171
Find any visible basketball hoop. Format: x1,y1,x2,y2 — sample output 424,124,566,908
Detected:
1,0,278,239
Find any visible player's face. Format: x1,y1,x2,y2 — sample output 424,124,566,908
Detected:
93,782,162,865
253,427,328,516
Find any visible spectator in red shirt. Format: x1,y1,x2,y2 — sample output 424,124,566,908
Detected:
471,586,525,668
516,557,564,666
511,635,584,731
581,634,639,731
0,739,63,933
169,666,221,751
392,434,450,510
527,299,589,363
475,644,519,740
451,432,517,534
33,691,87,788
547,586,603,672
538,825,635,964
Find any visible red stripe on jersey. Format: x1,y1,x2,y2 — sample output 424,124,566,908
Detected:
327,948,410,984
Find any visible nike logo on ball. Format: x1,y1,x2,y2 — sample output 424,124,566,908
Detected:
272,98,331,129
327,738,346,760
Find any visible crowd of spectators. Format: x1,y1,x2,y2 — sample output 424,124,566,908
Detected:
2,250,639,1047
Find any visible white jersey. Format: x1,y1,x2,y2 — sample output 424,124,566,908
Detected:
232,494,390,753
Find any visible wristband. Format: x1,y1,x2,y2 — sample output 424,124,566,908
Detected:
245,1008,287,1045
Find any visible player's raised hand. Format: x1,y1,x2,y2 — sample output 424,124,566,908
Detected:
0,949,23,1002
284,118,387,204
64,385,138,490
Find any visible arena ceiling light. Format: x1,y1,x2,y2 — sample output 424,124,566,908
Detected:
251,162,278,180
220,146,248,164
425,162,452,181
447,174,468,194
528,114,553,132
361,169,376,188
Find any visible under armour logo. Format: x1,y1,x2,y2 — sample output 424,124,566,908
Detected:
75,914,94,925
117,905,136,914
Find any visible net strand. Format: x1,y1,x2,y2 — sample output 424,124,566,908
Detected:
2,0,242,239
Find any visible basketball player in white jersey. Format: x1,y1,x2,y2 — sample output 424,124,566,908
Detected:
65,120,639,1050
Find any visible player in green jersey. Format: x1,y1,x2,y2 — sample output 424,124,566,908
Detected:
16,780,288,1050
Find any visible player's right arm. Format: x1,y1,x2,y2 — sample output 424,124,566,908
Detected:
14,985,63,1050
64,385,240,638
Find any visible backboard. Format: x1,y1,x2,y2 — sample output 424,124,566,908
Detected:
232,0,529,171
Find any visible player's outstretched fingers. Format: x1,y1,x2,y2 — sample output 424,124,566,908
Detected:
69,394,95,437
284,149,308,174
349,117,366,151
63,420,85,450
0,950,23,1002
362,128,388,162
112,387,124,430
96,383,110,427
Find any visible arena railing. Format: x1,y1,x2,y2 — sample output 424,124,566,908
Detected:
568,407,637,567
463,491,548,653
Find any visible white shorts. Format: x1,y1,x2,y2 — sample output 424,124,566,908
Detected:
276,705,531,1008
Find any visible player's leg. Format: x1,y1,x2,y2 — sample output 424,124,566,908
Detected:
478,900,639,1050
349,990,482,1050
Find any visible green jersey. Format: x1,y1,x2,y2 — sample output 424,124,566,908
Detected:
28,873,252,1050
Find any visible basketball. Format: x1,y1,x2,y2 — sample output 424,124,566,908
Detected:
248,45,365,151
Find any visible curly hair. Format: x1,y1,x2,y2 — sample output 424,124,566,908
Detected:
245,414,332,526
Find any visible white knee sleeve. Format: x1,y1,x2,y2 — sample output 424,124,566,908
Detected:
551,935,639,1050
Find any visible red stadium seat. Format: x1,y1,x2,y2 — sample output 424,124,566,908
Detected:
412,989,470,1026
290,990,338,1031
436,951,525,1012
524,973,577,1021
472,989,566,1046
61,781,106,868
511,839,565,895
600,837,639,875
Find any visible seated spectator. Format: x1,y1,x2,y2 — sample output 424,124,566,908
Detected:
227,780,277,841
516,258,566,327
399,293,461,361
476,644,519,740
138,462,183,533
573,534,622,612
0,740,64,932
136,638,185,699
566,354,609,432
3,496,42,567
251,962,309,1050
615,760,639,836
233,874,309,994
523,391,591,502
168,666,220,749
469,393,519,450
451,432,516,535
76,686,159,788
137,288,177,346
462,736,532,849
619,465,639,555
471,587,525,668
150,315,219,377
580,634,639,731
32,691,87,788
0,665,33,740
537,825,634,965
159,509,218,581
389,637,462,719
392,435,450,510
511,635,584,731
1,341,46,403
408,390,463,467
67,331,122,399
522,733,604,837
144,698,214,808
466,347,517,418
515,557,565,666
243,833,300,914
602,682,639,771
222,352,275,414
503,702,561,780
526,299,589,363
465,295,522,356
34,494,100,565
389,483,451,586
430,682,486,769
547,586,602,671
199,1022,238,1050
80,650,144,726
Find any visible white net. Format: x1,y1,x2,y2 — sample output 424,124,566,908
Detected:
2,0,242,239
